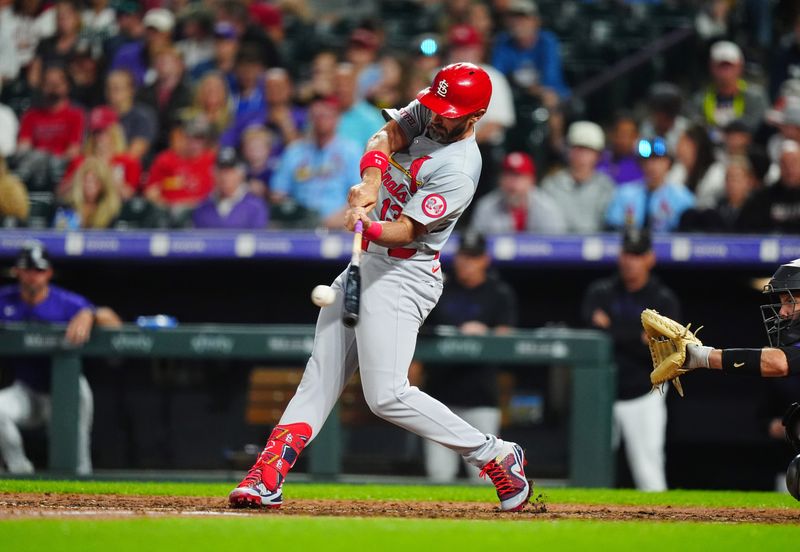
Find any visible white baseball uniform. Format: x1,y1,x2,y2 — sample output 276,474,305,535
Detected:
0,377,93,475
278,99,507,468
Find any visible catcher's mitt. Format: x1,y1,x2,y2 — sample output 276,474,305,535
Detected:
641,308,703,397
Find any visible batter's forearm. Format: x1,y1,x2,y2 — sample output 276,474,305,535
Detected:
350,121,411,209
368,217,423,248
360,124,406,189
364,128,392,156
366,120,409,155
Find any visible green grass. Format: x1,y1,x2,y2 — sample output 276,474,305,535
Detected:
2,480,799,550
1,479,798,509
0,517,798,552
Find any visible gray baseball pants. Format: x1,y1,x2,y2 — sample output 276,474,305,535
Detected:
279,251,504,468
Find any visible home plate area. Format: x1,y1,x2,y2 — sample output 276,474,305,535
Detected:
1,493,798,523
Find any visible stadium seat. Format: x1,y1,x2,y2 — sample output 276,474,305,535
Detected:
26,192,56,229
269,200,320,229
112,197,171,230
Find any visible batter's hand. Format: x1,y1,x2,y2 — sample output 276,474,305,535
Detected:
348,176,381,211
344,207,372,232
65,308,94,345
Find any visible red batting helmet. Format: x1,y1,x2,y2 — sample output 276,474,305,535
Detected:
416,62,492,119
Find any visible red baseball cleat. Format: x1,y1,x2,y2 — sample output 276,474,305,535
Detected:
228,422,312,508
480,442,532,512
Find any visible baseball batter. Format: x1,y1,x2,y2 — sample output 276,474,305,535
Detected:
229,63,531,512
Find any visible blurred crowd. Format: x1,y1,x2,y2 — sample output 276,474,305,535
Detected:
0,0,799,234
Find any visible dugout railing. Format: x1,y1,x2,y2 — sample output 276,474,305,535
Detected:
0,324,615,487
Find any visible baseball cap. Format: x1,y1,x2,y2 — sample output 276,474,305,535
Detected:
621,227,652,255
648,82,682,116
214,21,237,40
182,116,213,139
15,243,52,271
249,3,282,30
143,8,175,33
782,140,800,155
348,29,379,51
723,119,751,134
778,79,800,102
309,93,340,110
448,24,483,48
236,44,264,66
502,152,536,177
567,121,605,151
113,0,141,16
775,103,800,127
88,105,118,132
508,0,538,16
72,38,100,60
216,147,243,169
710,41,743,64
458,232,487,256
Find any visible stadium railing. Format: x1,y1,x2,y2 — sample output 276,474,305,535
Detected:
1,229,798,267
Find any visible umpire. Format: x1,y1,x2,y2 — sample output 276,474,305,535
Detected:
581,227,680,491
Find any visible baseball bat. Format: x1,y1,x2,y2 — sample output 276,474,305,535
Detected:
342,220,363,327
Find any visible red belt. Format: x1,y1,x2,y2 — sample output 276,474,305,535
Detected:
361,238,440,260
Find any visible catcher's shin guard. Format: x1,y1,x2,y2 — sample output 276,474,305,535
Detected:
788,454,800,502
228,422,312,508
784,402,800,501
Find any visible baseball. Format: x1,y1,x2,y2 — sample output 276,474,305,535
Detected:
311,285,336,307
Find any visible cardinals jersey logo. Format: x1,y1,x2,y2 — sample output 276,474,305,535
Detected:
436,79,449,98
422,194,447,218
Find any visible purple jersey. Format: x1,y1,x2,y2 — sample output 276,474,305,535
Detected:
192,192,269,229
596,151,644,186
0,284,93,392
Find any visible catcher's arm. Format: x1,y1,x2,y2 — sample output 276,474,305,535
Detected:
643,308,796,396
692,345,794,377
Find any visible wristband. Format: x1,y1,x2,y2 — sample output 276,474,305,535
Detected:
721,348,763,375
362,221,384,241
360,150,389,177
686,344,712,369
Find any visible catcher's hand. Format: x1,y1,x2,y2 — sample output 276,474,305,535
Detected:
641,309,706,397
